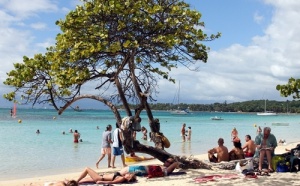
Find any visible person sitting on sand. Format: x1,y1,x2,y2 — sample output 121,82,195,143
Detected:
208,138,229,163
77,167,136,184
229,140,245,161
242,135,256,157
255,127,277,172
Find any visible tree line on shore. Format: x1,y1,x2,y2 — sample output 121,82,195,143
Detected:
120,100,299,113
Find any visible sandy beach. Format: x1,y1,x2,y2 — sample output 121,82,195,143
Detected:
1,142,299,186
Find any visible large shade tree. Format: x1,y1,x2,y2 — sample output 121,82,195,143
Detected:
4,0,220,169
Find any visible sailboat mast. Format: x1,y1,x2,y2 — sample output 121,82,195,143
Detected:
178,81,180,105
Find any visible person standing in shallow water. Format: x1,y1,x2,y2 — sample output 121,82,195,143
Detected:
73,130,80,143
187,127,192,141
96,124,113,168
141,126,148,140
181,123,186,142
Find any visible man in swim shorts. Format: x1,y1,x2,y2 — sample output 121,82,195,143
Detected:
242,135,256,157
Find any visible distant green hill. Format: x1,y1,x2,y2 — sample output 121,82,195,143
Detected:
119,100,299,113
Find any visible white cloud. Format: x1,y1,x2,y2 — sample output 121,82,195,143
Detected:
35,38,55,49
0,0,60,108
253,12,264,24
1,1,300,108
30,22,47,30
158,0,300,103
3,0,58,18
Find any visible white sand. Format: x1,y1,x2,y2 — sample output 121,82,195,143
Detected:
1,142,299,186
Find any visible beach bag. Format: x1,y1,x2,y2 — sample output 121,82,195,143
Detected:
147,165,165,178
271,155,285,171
235,159,253,173
276,161,289,172
155,133,171,148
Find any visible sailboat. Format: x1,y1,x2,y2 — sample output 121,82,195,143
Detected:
170,81,190,115
257,99,277,116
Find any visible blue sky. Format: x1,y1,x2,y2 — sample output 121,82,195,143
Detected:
0,0,299,109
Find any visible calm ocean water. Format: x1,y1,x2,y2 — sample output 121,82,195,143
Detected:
0,108,299,180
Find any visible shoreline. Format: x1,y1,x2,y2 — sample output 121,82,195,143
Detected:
1,141,299,186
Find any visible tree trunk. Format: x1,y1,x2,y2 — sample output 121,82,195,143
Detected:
118,57,211,169
122,129,211,169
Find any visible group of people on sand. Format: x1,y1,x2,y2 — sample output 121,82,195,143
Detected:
49,120,183,186
181,123,192,142
208,126,278,173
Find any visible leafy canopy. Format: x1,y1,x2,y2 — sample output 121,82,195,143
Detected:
277,78,300,99
4,0,220,108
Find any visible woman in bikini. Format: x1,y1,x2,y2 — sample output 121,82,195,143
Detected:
77,167,136,184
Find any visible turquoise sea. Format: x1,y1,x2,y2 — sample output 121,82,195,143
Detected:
0,108,299,181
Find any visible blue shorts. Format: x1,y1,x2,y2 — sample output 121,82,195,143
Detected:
128,165,147,176
112,147,124,155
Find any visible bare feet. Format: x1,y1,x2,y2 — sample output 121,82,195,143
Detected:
96,162,99,169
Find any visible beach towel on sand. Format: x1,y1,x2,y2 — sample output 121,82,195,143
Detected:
194,174,240,183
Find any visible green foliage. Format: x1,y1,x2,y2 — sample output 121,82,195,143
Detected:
53,0,219,81
3,0,219,109
122,100,298,113
276,77,300,99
